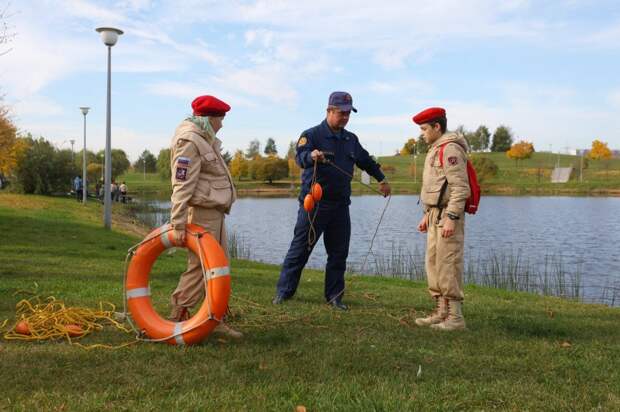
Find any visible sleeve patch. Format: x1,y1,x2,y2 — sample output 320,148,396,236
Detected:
297,136,307,147
447,156,458,166
175,167,188,181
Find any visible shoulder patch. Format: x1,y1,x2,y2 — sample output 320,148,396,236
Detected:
297,136,308,147
176,156,190,165
175,166,188,181
448,156,458,166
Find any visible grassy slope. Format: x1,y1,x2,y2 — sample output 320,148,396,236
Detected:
1,193,619,411
121,152,620,197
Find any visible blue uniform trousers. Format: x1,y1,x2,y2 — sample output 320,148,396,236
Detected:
276,201,351,302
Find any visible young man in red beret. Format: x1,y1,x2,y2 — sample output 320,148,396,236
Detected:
167,95,242,339
413,107,470,331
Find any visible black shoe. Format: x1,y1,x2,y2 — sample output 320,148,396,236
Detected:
328,299,348,311
272,295,286,305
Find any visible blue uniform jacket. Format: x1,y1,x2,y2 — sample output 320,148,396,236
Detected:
296,120,385,204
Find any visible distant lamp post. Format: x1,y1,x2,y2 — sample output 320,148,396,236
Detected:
96,27,123,229
80,107,90,203
69,139,75,161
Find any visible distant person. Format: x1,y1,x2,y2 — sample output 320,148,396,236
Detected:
120,181,128,203
95,180,102,201
414,107,470,331
167,94,241,339
272,91,391,310
111,180,120,202
73,176,83,202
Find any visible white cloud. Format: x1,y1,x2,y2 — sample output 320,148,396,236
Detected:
145,81,259,109
610,89,620,109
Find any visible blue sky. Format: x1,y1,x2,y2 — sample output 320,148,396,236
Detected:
1,0,619,161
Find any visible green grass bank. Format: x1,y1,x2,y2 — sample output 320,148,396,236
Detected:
121,151,620,198
1,193,619,411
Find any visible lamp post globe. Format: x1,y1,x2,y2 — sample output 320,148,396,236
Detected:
95,27,123,229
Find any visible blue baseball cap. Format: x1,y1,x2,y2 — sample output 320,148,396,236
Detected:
328,91,357,113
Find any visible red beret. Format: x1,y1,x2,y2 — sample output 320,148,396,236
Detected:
412,107,446,125
191,95,231,117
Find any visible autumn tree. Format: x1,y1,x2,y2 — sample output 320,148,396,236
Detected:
255,155,288,184
73,149,97,170
0,105,20,175
287,141,300,180
87,163,102,184
400,138,417,156
229,150,248,180
491,125,513,152
587,140,612,161
506,141,534,167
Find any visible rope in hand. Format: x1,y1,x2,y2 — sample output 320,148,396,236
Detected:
307,160,320,250
323,158,392,274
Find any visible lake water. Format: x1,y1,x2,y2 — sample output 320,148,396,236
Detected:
137,195,620,306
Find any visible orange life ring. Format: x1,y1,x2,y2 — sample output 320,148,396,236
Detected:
125,223,231,345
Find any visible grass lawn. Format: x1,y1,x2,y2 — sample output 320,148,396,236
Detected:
1,193,619,410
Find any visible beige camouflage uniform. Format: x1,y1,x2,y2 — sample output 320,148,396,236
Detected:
169,120,236,309
420,132,470,302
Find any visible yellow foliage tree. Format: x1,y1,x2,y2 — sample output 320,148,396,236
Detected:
0,109,19,175
288,158,300,179
400,138,417,155
506,141,534,167
87,163,103,184
229,150,248,180
587,139,612,161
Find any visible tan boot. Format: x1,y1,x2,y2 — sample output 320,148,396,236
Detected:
415,296,448,327
431,299,466,331
168,306,190,322
213,322,243,339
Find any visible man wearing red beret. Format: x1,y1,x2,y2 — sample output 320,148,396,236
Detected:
413,107,470,331
167,95,241,339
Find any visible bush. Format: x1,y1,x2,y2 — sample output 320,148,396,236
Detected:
470,156,498,183
15,137,78,194
157,148,171,180
251,155,288,184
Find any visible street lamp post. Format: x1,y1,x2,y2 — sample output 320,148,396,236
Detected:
96,27,123,229
69,139,75,161
80,107,90,203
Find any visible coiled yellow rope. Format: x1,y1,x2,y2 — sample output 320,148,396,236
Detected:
2,296,138,349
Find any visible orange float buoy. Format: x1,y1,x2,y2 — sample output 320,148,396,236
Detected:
65,324,84,337
14,320,30,335
303,194,315,212
311,183,323,202
125,223,231,346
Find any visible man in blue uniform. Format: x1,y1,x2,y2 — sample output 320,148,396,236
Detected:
273,91,391,310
